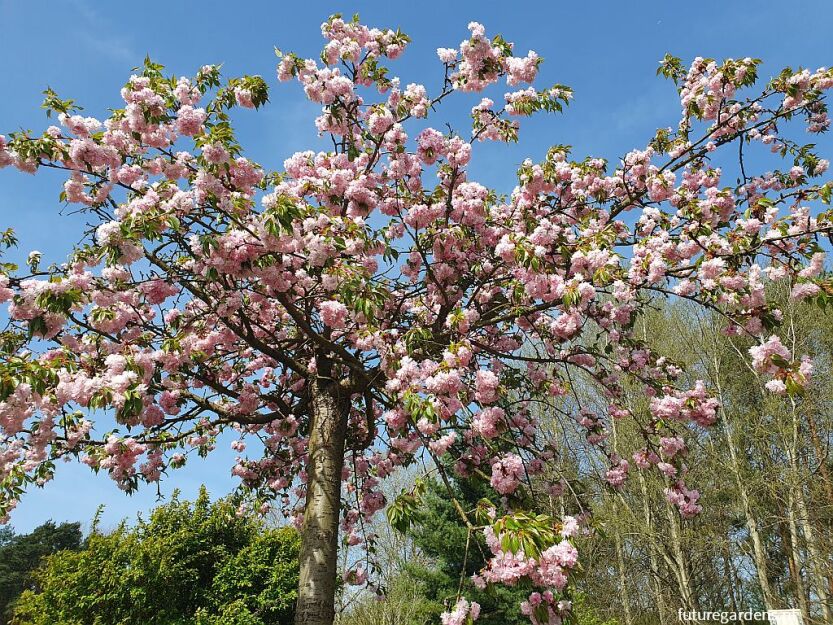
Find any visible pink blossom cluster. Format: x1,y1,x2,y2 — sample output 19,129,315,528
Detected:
443,22,540,92
319,300,348,329
665,481,703,518
604,457,630,488
441,598,481,625
475,522,579,623
749,335,813,394
490,452,525,495
649,382,719,427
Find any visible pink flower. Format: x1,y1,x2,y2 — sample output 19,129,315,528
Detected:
659,436,686,458
474,370,500,404
472,407,505,439
441,598,480,625
665,481,702,518
491,452,524,495
605,458,629,488
202,143,229,164
437,48,458,63
319,300,348,329
506,51,540,86
749,335,791,375
560,516,579,538
343,566,367,585
140,279,178,305
416,128,445,165
791,282,820,300
765,379,787,394
175,105,207,136
234,87,255,108
368,107,395,135
428,432,457,456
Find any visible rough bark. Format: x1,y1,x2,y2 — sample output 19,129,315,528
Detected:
295,371,350,625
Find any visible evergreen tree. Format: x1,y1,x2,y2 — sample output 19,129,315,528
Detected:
0,521,82,623
404,477,537,625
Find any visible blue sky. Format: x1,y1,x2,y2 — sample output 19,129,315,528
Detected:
1,0,832,533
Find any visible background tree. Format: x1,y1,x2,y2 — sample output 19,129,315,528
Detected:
403,477,529,625
555,292,833,624
10,488,300,625
2,13,833,625
0,521,82,623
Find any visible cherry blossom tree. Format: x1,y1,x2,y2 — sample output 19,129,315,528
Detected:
2,14,833,625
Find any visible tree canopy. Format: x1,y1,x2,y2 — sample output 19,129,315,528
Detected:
2,12,833,625
0,520,82,623
10,488,300,625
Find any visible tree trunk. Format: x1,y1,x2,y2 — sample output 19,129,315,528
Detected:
806,412,833,508
613,501,634,625
637,473,668,625
806,412,833,603
786,398,832,623
295,372,350,625
721,415,777,610
608,421,634,625
779,520,806,614
722,540,739,613
785,490,811,620
792,456,832,623
712,356,777,610
664,499,696,611
783,304,832,623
